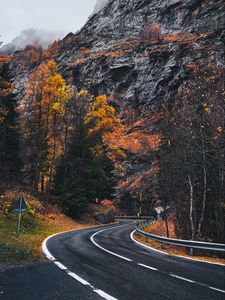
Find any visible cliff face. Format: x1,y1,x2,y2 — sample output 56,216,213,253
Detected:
7,0,225,212
56,0,224,109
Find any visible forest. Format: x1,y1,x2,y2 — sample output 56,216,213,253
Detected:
0,46,224,244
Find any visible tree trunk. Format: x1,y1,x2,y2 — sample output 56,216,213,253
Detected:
165,217,169,238
197,166,207,238
188,174,195,255
197,137,207,238
48,113,57,190
188,175,195,240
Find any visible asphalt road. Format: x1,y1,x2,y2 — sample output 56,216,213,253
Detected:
46,221,225,300
1,221,224,300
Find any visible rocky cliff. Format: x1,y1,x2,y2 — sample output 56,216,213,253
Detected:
6,0,225,213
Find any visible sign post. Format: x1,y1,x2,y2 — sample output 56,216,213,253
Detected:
154,205,170,238
12,196,28,237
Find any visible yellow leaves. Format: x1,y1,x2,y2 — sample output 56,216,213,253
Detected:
85,95,120,136
52,102,64,115
25,59,73,118
51,74,65,89
96,95,107,105
77,89,89,97
47,60,58,73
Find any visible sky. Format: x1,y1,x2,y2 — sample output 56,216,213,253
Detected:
0,0,98,45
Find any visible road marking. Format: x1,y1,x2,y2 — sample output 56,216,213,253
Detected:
130,230,167,255
67,272,91,286
42,235,56,261
90,222,136,262
209,287,225,294
43,222,225,298
130,230,225,266
169,274,195,283
94,289,118,300
132,232,225,294
138,263,158,271
42,224,121,300
169,274,225,293
67,271,120,299
54,261,68,270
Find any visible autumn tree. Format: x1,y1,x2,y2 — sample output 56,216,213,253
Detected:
85,95,122,190
54,94,121,216
21,60,72,191
85,95,121,158
159,62,225,243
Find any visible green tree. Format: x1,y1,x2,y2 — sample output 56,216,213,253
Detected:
54,93,116,217
0,62,21,178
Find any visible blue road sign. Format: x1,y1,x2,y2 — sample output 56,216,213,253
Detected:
13,196,27,214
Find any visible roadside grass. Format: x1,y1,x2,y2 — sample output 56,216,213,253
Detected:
0,185,97,264
134,220,225,265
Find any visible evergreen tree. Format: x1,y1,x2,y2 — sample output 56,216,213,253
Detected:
55,128,113,217
54,93,115,217
0,63,21,178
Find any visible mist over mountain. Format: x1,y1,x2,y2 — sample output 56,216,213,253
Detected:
91,0,109,16
0,28,66,54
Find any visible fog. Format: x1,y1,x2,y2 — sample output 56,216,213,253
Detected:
92,0,109,15
0,0,108,47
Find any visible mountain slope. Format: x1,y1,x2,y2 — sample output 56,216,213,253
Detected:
5,0,225,213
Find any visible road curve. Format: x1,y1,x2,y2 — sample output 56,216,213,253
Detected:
46,220,225,300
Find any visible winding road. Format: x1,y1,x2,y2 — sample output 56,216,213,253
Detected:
43,220,225,300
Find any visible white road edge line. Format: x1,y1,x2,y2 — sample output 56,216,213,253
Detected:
94,289,118,300
132,231,225,294
138,263,158,271
42,222,225,297
90,222,136,262
42,223,120,300
130,230,225,267
130,230,167,255
54,261,68,270
209,287,225,294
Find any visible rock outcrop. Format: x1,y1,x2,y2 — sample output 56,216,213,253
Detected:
5,0,225,212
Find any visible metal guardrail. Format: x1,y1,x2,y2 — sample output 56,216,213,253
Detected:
136,220,225,252
115,216,154,220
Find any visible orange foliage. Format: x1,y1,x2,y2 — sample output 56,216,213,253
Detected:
105,51,120,58
43,41,60,59
68,40,140,68
163,34,179,42
162,32,211,45
105,126,162,156
0,55,12,65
